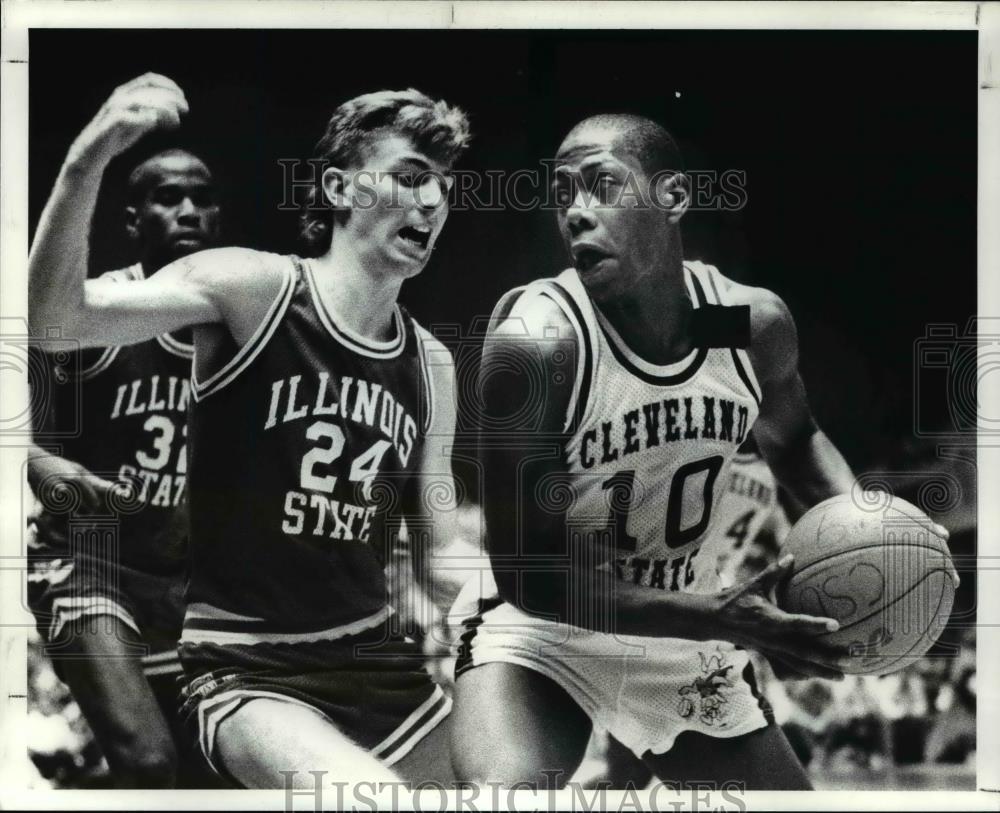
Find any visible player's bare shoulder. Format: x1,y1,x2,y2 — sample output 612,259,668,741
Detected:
168,246,286,296
173,247,293,347
712,272,798,385
412,321,457,397
488,282,577,351
482,281,579,433
412,321,454,365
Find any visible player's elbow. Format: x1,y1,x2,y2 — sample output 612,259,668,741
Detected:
28,295,80,341
67,287,124,347
29,287,103,346
27,259,86,338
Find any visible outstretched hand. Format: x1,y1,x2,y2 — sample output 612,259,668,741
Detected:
27,454,119,543
713,554,846,681
67,72,188,168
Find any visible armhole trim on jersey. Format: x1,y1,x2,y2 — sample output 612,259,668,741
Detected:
156,333,194,359
731,347,762,406
413,324,436,436
683,263,702,305
77,346,121,381
191,257,296,402
488,286,528,331
684,264,711,307
537,281,593,437
704,266,724,305
691,264,763,405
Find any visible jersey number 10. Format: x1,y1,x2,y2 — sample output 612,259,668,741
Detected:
601,455,725,552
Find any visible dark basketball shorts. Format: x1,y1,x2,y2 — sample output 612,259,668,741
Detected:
178,634,451,783
26,525,186,680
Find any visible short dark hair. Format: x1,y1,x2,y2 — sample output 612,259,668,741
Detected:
126,148,212,206
299,88,471,255
565,113,684,178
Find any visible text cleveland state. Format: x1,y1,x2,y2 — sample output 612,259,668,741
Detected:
577,394,750,593
578,395,750,468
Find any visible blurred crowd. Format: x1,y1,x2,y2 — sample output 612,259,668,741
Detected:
757,631,976,772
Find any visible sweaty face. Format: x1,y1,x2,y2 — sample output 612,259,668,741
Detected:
340,134,453,278
553,127,663,302
128,154,221,265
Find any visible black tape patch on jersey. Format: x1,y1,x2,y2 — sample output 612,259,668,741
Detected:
691,304,751,349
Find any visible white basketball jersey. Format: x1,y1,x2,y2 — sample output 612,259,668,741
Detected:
450,262,780,754
537,261,763,595
449,262,775,753
712,451,782,587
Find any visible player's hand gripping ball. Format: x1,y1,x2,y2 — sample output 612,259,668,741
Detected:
777,493,957,676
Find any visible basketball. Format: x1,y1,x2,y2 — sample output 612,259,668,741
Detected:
777,493,956,676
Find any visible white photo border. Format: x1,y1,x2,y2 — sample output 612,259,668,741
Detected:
1,1,996,809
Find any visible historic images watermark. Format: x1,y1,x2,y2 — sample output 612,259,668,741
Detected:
278,160,748,215
280,772,748,813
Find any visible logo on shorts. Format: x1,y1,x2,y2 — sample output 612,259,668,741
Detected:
677,648,736,726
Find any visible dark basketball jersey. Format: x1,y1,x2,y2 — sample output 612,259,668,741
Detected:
180,255,433,674
41,264,193,572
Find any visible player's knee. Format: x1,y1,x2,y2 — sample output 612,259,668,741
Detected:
451,746,567,789
450,738,497,785
456,766,569,789
107,736,178,788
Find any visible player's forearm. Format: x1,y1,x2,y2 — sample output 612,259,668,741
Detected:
408,503,483,612
484,465,713,638
769,427,855,510
26,445,90,495
28,156,107,339
484,454,718,639
407,469,484,612
417,537,488,613
493,562,720,640
26,444,57,493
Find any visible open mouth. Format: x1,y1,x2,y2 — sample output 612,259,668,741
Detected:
399,225,431,251
573,246,612,273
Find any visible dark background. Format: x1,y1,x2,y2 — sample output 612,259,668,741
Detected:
29,28,977,475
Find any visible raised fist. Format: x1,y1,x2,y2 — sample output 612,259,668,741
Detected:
67,72,189,168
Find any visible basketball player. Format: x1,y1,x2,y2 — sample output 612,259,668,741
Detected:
714,433,790,588
450,113,947,789
28,78,221,787
28,73,472,788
